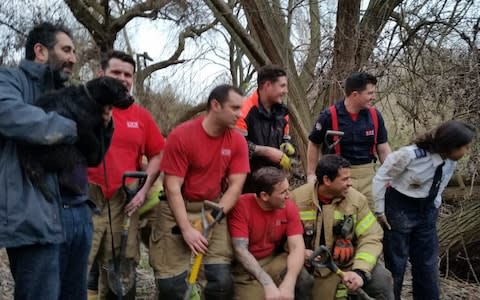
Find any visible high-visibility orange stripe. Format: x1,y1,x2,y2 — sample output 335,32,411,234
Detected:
235,89,259,133
284,115,289,136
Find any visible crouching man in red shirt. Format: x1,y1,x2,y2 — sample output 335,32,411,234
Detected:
229,167,313,300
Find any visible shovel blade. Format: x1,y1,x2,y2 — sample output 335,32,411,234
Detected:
105,258,136,296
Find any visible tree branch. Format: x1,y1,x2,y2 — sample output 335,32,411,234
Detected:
205,0,270,67
64,0,108,49
299,0,320,88
356,0,403,66
111,0,171,33
137,22,216,83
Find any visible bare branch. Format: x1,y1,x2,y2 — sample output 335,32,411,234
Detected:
111,0,171,32
356,0,403,67
137,22,217,83
64,0,107,48
205,0,269,67
299,0,320,87
0,20,25,36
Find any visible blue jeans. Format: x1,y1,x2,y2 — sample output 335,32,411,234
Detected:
7,243,61,300
59,202,93,300
383,188,439,300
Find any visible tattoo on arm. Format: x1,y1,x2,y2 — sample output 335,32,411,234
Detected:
232,238,274,286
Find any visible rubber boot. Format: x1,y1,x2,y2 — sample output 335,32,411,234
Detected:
204,264,234,300
155,271,188,300
88,258,100,299
87,289,98,300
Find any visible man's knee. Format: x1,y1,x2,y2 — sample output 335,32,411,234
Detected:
295,268,314,300
204,264,234,300
155,271,188,300
364,264,395,300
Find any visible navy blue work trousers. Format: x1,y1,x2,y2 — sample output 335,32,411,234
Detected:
383,187,439,300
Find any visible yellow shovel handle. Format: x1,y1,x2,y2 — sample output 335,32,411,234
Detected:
187,253,204,284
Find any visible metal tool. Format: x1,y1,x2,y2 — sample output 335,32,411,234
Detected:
308,245,374,300
325,130,345,154
183,200,224,300
106,171,147,299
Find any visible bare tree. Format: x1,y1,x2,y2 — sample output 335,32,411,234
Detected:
203,0,403,168
62,0,219,109
0,0,79,65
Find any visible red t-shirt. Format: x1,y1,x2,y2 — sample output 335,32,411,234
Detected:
160,116,249,201
228,193,304,259
88,103,165,199
349,112,359,121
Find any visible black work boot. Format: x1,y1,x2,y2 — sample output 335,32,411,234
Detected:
155,271,188,300
87,259,99,299
204,264,234,300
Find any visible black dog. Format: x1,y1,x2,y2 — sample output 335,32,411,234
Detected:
17,76,134,201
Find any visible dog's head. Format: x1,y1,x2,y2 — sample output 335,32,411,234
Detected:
84,77,134,109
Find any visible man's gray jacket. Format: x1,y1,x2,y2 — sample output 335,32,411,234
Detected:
0,60,77,248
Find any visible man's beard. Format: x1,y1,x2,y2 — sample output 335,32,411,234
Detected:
48,54,73,85
52,68,70,85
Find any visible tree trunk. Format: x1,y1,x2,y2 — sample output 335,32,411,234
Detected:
205,0,404,170
312,0,404,114
328,0,361,103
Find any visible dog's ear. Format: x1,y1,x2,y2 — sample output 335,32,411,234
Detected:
99,77,116,91
100,77,123,94
84,77,110,105
101,77,134,109
84,77,134,109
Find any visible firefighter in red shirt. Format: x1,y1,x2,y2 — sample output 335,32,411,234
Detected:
229,167,313,300
87,50,165,299
151,84,250,299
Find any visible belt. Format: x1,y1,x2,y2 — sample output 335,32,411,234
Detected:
184,200,207,212
63,202,89,209
160,196,221,212
185,198,223,212
157,195,204,211
349,162,375,168
159,192,221,209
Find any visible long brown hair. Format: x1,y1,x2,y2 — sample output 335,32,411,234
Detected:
412,120,476,154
